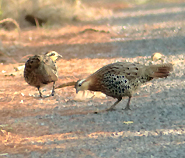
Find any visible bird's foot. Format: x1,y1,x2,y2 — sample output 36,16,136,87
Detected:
40,93,54,98
51,91,55,96
123,107,131,110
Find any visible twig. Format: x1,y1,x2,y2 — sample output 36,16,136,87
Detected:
79,28,110,34
21,54,35,61
34,17,40,29
56,81,76,89
0,18,21,39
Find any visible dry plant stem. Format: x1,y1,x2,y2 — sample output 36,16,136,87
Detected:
34,17,40,29
0,18,21,64
79,28,110,34
56,81,76,89
0,18,21,38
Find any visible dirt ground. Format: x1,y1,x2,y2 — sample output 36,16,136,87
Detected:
1,1,185,158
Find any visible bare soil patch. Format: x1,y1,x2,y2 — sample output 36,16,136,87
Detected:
1,1,185,157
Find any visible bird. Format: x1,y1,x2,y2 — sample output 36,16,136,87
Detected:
24,51,62,97
75,61,173,112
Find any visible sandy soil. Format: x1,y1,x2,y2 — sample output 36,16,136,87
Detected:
1,1,185,158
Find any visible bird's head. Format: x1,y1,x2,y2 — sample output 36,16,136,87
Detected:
75,79,90,93
45,51,62,62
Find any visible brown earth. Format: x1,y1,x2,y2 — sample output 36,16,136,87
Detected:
1,1,185,157
0,14,129,156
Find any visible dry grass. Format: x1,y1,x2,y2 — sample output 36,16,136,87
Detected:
0,0,112,28
1,0,184,29
0,18,21,36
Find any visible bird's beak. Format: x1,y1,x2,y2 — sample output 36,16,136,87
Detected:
76,89,79,94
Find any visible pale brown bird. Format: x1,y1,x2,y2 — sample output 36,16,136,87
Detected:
24,51,62,97
75,62,173,111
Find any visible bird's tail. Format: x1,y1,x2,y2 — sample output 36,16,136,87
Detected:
145,63,173,78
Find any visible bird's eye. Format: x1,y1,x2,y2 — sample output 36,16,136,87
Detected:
50,53,55,56
78,83,82,87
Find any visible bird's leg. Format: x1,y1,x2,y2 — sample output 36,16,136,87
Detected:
94,98,122,114
106,97,122,111
123,96,131,110
37,87,43,98
51,82,55,96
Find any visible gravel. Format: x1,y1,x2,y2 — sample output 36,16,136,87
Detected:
5,2,185,158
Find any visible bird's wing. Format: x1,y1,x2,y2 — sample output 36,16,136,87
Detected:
117,62,145,81
43,56,57,71
94,62,145,81
36,57,58,84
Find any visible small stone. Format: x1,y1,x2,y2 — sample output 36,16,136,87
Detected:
151,52,165,61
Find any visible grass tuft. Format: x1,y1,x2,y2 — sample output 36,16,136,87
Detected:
1,0,112,28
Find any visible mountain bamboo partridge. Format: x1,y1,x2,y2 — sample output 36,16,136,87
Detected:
75,62,173,111
24,51,62,97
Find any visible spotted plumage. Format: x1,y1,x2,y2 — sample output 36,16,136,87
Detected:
24,51,62,97
75,62,173,111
